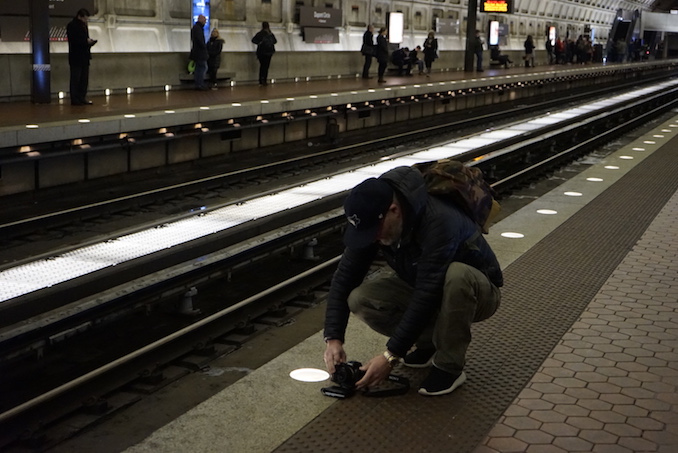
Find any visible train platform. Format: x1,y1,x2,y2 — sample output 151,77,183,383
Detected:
112,102,678,450
0,61,659,147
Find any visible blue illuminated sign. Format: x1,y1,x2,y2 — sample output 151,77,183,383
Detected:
192,1,211,42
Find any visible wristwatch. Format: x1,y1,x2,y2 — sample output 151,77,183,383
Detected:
383,350,400,367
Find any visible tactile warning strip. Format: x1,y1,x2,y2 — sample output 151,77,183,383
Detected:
274,136,678,453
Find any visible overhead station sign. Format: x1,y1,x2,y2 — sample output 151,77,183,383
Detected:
480,0,514,14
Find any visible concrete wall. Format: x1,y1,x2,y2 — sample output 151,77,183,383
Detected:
0,50,537,100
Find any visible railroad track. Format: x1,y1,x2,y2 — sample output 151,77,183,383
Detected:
1,77,678,451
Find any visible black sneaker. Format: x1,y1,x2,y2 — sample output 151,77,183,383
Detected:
418,367,466,396
402,348,435,368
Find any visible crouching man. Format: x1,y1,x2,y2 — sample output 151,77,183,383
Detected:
323,166,503,395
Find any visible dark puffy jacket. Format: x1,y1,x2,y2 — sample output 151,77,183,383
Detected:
190,22,208,61
207,37,224,68
324,166,503,357
252,30,277,57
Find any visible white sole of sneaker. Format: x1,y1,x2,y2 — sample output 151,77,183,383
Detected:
418,371,467,396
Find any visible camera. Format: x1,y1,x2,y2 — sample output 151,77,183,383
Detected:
333,361,366,388
321,360,410,399
321,361,365,399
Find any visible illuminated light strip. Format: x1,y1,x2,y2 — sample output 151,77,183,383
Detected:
1,80,678,303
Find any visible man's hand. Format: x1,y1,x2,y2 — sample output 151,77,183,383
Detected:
355,354,392,390
324,339,346,375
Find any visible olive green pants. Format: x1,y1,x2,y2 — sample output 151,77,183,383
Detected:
347,262,501,374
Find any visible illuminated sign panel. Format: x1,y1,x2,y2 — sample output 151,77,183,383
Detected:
388,12,404,44
480,1,514,14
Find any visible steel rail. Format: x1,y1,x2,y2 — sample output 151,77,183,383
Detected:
0,255,341,424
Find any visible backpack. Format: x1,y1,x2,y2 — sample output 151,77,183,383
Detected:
413,159,501,234
259,34,275,54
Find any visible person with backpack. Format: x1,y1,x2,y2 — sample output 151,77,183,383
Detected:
323,165,503,396
251,21,277,86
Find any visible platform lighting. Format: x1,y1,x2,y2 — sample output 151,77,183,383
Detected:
126,87,134,94
604,165,620,170
25,124,39,129
124,114,136,118
165,85,171,91
194,123,202,129
78,119,90,123
632,147,645,151
586,178,603,182
306,77,310,81
289,368,329,383
261,100,269,104
331,93,338,96
231,103,241,107
310,95,318,99
501,232,524,238
643,140,656,144
165,110,175,114
200,106,210,110
230,81,236,87
72,139,83,145
287,97,295,101
619,156,634,160
158,128,167,134
653,134,665,138
58,92,65,99
564,191,583,197
536,209,558,215
271,79,275,84
105,89,112,96
20,146,32,152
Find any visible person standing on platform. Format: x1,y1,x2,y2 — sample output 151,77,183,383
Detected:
524,35,535,68
361,25,376,79
190,14,209,90
206,28,224,90
376,27,389,84
251,22,277,86
472,30,484,72
423,31,438,76
66,8,97,106
323,166,503,396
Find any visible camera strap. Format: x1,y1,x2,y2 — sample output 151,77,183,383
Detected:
364,374,410,397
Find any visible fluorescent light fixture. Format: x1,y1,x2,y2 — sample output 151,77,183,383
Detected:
604,166,620,170
536,209,558,215
631,148,645,151
619,156,633,160
564,191,583,197
586,177,603,182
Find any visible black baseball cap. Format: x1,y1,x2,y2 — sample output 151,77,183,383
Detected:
343,178,394,248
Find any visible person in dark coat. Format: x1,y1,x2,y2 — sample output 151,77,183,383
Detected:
423,31,438,76
376,27,389,83
66,8,97,105
206,28,225,89
190,14,209,90
472,29,484,72
361,25,376,79
251,22,277,86
524,35,535,68
323,166,503,396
